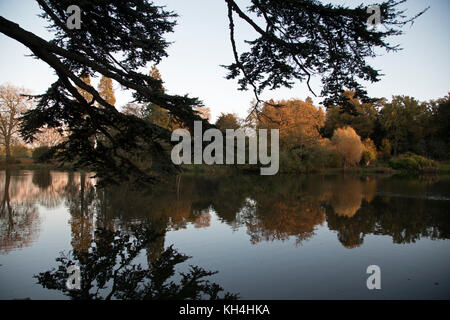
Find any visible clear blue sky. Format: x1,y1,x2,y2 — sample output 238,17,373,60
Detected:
0,0,448,121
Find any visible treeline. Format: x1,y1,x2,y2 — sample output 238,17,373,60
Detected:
214,91,449,173
2,67,448,175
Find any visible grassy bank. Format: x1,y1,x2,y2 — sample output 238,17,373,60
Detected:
182,160,450,177
2,158,449,177
0,159,75,171
438,162,450,174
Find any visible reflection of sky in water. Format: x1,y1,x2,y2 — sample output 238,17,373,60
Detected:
0,171,449,299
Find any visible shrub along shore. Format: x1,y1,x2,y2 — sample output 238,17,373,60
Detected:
2,155,449,177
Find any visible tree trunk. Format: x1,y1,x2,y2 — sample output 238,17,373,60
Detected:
5,139,11,163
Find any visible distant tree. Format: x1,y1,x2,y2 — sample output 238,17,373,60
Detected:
149,104,171,128
0,84,33,162
331,127,363,167
146,65,170,129
196,106,211,121
97,76,116,106
257,99,325,153
215,113,240,131
361,138,377,166
121,66,176,129
122,102,147,119
379,96,427,155
32,146,51,162
323,91,378,140
33,127,66,148
11,144,30,158
380,138,392,160
305,97,314,105
424,94,450,159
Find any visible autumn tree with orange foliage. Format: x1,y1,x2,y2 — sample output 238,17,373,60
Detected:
257,99,325,152
361,138,377,166
76,75,93,102
331,127,363,167
195,106,211,121
98,76,116,106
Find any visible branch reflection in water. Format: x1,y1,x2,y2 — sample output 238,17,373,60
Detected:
1,169,449,298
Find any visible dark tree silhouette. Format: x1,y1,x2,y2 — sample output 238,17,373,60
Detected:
0,0,427,182
35,224,238,300
0,0,205,185
223,0,428,110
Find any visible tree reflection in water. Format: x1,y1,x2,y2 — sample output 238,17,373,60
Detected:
35,225,238,300
0,169,41,253
1,169,449,298
32,173,238,300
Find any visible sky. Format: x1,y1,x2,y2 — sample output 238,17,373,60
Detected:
0,0,449,121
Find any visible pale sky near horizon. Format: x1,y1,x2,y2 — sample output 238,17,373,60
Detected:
0,0,448,121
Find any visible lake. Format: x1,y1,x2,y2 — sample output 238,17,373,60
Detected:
0,169,449,299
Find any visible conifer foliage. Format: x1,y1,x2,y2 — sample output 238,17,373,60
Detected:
224,0,428,108
0,0,427,183
0,0,204,184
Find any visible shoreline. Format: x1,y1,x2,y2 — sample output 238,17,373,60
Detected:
1,160,449,177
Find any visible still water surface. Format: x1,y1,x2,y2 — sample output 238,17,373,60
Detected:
0,170,449,299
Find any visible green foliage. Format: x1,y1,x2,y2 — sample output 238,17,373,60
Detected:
11,144,30,158
32,146,51,162
279,151,303,173
326,152,344,168
425,94,450,160
379,96,428,155
380,138,392,159
389,153,438,173
2,156,20,164
279,145,343,173
438,162,450,174
215,113,240,131
323,91,378,140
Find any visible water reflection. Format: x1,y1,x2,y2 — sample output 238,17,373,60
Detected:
66,172,97,253
35,226,238,300
1,171,449,254
0,170,40,254
0,170,450,254
0,170,449,298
